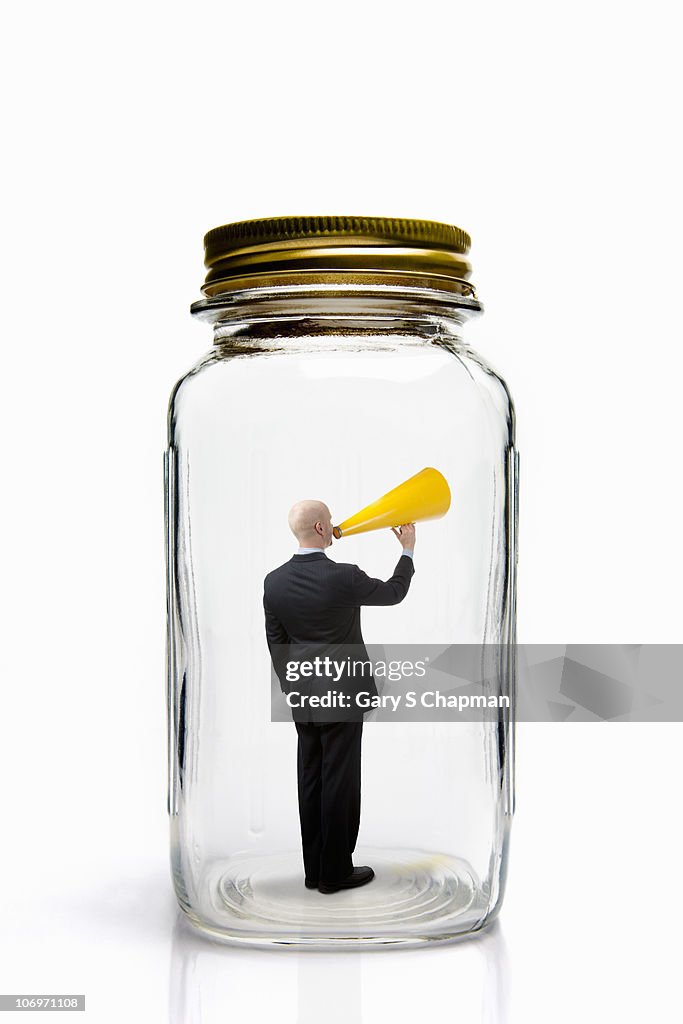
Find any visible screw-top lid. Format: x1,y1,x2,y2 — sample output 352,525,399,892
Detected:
196,216,478,301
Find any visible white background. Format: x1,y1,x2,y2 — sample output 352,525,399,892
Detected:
1,1,681,1020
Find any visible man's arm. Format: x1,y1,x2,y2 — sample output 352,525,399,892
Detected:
346,552,415,607
263,591,291,691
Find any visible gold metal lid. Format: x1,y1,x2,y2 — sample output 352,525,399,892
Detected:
198,216,478,299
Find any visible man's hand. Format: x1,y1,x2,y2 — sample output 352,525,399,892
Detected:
391,522,416,551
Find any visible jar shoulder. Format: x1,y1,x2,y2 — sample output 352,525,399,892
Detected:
454,344,517,442
166,341,516,445
166,348,219,442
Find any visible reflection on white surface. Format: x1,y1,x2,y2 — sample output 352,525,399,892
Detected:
169,912,510,1024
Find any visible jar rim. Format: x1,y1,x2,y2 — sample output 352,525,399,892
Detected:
190,282,483,323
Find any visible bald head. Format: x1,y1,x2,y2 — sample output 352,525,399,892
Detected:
288,500,334,549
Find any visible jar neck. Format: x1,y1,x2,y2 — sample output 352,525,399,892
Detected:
190,285,482,346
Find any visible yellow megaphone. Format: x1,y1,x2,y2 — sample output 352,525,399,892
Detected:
332,467,451,539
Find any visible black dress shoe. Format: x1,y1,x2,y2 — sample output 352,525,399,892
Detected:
304,878,319,889
318,866,375,894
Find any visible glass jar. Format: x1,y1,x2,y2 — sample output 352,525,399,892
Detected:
164,217,519,948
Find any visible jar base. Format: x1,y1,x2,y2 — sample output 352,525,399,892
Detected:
178,846,492,949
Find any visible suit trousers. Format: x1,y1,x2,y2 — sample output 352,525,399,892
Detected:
294,719,363,885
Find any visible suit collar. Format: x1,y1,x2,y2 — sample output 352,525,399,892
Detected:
291,551,328,561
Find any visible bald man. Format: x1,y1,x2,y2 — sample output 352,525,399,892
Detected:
263,499,416,894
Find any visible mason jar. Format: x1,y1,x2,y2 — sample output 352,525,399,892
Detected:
164,216,519,948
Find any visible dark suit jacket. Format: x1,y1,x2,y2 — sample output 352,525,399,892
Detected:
263,551,415,722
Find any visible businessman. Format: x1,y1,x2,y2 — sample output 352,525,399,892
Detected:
263,499,415,894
